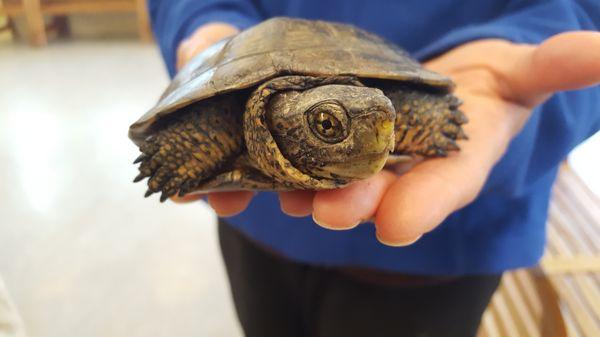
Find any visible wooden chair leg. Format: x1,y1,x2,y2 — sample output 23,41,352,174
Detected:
532,268,568,337
48,15,71,38
135,0,152,42
23,0,47,46
1,17,25,42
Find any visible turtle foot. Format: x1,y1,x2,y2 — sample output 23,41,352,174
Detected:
388,88,467,157
133,101,243,202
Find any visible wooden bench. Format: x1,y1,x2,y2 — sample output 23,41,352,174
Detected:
478,268,567,337
0,0,151,45
479,165,599,337
542,165,600,337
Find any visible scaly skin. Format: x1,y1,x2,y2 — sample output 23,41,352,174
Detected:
244,75,395,190
133,96,243,201
385,86,467,157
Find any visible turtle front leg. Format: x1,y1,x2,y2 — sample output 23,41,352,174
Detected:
386,87,468,157
133,96,244,202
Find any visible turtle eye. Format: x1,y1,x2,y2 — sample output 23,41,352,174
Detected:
307,102,348,143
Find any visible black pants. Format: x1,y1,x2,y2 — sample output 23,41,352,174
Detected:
218,220,501,337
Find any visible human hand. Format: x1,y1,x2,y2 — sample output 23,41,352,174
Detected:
176,22,239,71
175,27,600,246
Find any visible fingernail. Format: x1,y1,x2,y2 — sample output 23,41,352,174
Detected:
361,217,375,224
312,214,360,231
376,233,422,247
282,208,312,217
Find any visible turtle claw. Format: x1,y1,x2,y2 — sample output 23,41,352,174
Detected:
133,154,147,164
133,172,146,183
159,192,170,203
144,190,153,198
446,139,459,151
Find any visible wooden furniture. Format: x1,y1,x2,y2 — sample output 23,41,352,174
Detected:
478,268,567,337
542,165,600,337
0,0,151,46
478,165,600,337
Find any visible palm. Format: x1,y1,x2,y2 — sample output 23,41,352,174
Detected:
190,31,600,246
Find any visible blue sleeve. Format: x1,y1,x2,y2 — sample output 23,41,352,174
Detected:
148,0,263,77
414,0,600,194
415,0,599,60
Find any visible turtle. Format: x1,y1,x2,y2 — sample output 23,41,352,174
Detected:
129,17,467,202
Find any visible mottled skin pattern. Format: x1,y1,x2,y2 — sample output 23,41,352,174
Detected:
129,18,468,201
244,76,395,190
383,84,467,156
133,96,244,201
264,77,396,186
133,75,466,201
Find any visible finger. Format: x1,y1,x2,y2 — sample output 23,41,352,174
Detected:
176,38,191,71
170,193,204,203
176,23,240,70
207,191,254,217
176,37,211,70
375,97,517,245
312,170,396,230
279,190,315,217
508,31,600,106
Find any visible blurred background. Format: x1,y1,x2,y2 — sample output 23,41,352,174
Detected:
0,2,598,337
0,2,241,336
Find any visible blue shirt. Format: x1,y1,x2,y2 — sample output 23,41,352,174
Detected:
148,0,600,275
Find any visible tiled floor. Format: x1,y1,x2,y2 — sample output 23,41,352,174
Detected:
0,42,242,337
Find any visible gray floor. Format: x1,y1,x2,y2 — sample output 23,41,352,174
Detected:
0,42,242,337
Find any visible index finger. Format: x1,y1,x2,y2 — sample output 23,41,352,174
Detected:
374,95,521,244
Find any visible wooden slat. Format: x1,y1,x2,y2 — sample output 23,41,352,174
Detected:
554,168,600,245
0,1,24,15
552,276,600,336
540,165,600,337
549,205,595,255
2,0,138,15
477,269,566,337
502,273,541,337
41,0,136,14
562,308,584,337
23,0,47,46
479,310,500,337
134,0,151,42
546,221,574,257
572,275,600,319
557,165,600,218
552,191,600,251
542,256,600,274
513,269,543,317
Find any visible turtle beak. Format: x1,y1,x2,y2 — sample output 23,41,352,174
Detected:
328,110,394,179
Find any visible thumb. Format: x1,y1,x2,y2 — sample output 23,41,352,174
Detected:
506,31,600,107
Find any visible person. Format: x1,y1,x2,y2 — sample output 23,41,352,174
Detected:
148,1,600,336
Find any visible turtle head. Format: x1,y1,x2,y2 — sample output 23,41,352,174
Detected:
267,84,395,182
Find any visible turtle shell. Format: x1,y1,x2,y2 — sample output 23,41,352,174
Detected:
129,17,453,145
